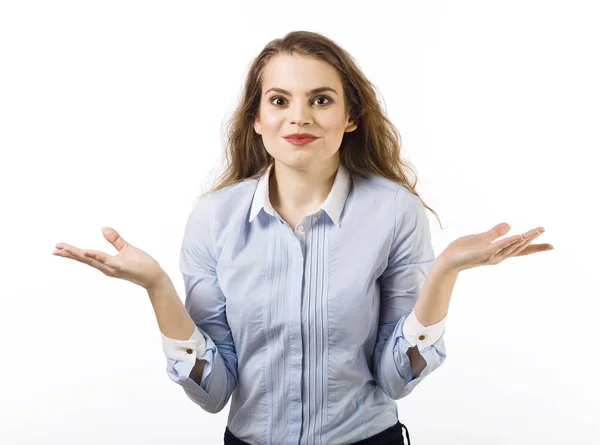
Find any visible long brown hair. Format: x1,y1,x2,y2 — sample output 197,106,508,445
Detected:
199,30,443,229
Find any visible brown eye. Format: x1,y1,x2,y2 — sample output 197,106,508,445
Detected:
269,95,333,107
271,96,286,106
314,95,332,105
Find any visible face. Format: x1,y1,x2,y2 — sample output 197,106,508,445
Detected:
254,54,357,171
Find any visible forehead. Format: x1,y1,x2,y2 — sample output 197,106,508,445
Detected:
261,54,342,91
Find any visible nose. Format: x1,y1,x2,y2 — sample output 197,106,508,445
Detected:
288,100,313,126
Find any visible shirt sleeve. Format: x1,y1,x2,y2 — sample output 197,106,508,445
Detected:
161,325,210,390
164,194,238,414
372,188,448,400
402,309,446,351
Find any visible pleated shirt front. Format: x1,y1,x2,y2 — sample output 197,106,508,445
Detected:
164,162,447,445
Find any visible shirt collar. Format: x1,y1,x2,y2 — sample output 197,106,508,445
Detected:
249,162,351,226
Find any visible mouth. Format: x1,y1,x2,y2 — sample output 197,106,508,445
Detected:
283,136,319,146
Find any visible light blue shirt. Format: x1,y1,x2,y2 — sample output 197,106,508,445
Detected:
162,162,447,445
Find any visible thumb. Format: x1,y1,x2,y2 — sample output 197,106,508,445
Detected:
488,222,511,239
101,226,128,252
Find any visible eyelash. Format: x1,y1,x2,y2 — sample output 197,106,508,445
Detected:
269,95,333,107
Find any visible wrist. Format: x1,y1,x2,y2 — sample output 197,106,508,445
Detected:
435,252,462,275
146,272,173,296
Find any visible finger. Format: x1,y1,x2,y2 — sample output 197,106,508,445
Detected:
489,233,527,255
53,246,114,275
83,249,118,272
53,248,86,264
484,222,512,242
53,246,92,265
81,252,116,275
82,249,113,265
506,229,543,255
505,234,540,258
54,244,87,262
489,237,528,263
513,243,554,257
101,227,128,252
490,229,542,260
505,226,546,257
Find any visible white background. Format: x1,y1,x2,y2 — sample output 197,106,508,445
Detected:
1,0,598,444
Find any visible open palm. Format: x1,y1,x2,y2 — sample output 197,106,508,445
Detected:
440,222,554,272
53,227,165,290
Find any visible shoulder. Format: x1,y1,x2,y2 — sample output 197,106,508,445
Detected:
190,178,258,226
352,172,421,209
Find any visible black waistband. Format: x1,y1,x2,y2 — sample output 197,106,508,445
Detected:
224,420,410,445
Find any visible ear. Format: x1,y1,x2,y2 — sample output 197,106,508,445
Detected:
344,118,358,133
344,107,358,133
254,118,262,135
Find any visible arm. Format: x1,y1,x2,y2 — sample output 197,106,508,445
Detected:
160,195,238,414
147,275,206,383
372,190,448,400
413,260,459,327
404,260,459,377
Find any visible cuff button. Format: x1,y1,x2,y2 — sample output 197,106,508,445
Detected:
186,348,193,354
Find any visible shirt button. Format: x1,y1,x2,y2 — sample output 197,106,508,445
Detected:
186,348,193,354
297,225,304,232
418,334,426,341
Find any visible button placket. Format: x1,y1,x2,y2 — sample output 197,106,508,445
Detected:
296,214,312,235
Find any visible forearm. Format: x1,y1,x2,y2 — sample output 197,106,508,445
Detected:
374,257,453,396
147,273,196,339
147,273,205,378
413,258,460,326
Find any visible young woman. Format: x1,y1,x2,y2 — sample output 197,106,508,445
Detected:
53,31,552,445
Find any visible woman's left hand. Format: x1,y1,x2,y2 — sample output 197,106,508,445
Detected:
439,222,554,272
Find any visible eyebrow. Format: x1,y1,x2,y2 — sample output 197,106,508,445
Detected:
263,86,339,97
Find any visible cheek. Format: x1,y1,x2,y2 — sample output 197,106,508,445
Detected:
319,111,347,129
259,110,282,131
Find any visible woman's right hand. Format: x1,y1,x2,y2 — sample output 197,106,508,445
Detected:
52,226,167,291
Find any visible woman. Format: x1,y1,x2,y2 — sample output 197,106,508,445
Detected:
52,31,553,445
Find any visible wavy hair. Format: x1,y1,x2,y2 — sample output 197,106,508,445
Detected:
199,30,443,229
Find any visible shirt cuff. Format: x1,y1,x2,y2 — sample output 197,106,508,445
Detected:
161,325,206,363
401,310,446,352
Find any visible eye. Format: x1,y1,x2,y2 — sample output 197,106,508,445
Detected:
314,95,332,106
269,95,333,107
270,95,286,107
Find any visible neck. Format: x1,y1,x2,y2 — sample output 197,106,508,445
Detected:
269,158,339,212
